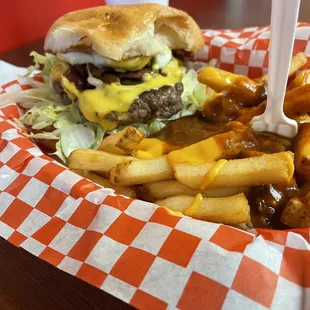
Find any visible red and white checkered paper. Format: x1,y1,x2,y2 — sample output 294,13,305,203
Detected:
1,24,310,310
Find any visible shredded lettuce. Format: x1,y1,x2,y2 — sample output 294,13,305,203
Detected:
181,69,207,108
0,51,58,108
19,103,104,162
20,103,82,130
135,120,166,136
25,52,56,82
54,104,84,128
84,122,105,150
27,130,60,140
0,88,62,109
20,104,68,130
60,124,95,157
57,123,104,160
17,77,45,89
53,140,67,163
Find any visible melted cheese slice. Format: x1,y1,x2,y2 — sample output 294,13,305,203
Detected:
60,51,151,71
61,58,184,131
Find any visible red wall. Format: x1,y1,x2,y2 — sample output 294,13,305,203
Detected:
0,0,105,53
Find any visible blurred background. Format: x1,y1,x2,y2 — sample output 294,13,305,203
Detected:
1,0,309,59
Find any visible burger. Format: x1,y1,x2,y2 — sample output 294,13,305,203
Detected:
11,4,207,161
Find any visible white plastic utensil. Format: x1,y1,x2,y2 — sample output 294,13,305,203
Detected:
251,0,300,138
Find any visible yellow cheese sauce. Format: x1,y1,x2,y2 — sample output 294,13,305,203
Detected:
166,129,240,165
135,138,181,160
162,206,183,217
200,159,227,189
135,138,168,160
135,124,238,162
198,67,239,92
167,136,223,165
183,193,203,217
61,58,184,131
198,67,259,95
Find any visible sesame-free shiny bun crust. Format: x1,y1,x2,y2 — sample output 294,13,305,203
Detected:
44,4,204,61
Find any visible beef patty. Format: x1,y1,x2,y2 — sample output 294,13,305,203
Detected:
53,64,184,124
105,83,183,124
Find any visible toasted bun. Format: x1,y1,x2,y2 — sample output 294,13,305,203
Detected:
44,4,204,61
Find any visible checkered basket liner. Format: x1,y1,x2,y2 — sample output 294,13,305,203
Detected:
0,25,310,310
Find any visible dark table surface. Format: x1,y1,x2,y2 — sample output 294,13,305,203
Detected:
1,0,310,309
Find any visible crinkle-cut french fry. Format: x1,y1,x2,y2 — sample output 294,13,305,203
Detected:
284,84,310,117
261,52,308,83
99,126,145,156
109,155,174,186
67,149,137,177
173,151,294,189
288,69,310,90
281,195,310,228
73,170,136,198
294,123,310,179
135,180,249,202
155,193,251,225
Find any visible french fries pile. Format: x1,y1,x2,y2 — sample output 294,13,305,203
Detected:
67,52,310,230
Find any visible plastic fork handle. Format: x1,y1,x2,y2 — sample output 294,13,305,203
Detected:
264,0,300,123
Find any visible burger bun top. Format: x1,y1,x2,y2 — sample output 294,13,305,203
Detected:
44,4,204,61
